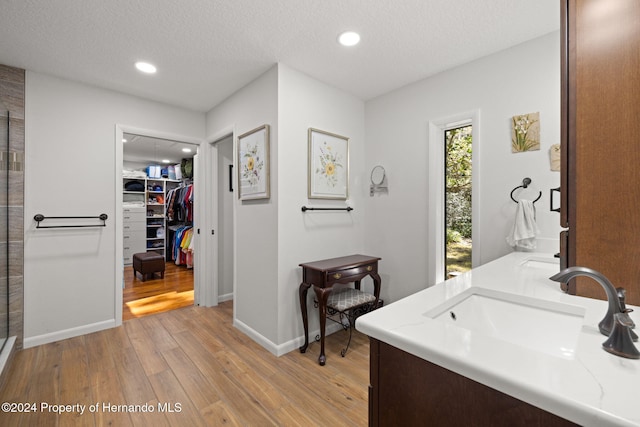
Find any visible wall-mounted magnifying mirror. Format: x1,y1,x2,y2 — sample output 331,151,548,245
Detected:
371,165,385,185
370,165,387,196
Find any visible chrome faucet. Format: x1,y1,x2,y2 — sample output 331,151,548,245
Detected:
550,266,639,359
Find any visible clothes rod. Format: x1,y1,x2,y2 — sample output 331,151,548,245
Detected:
301,206,353,212
34,213,108,229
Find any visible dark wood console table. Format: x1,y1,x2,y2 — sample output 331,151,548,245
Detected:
298,254,381,365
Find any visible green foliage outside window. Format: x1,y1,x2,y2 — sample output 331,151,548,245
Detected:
445,125,472,275
445,126,472,239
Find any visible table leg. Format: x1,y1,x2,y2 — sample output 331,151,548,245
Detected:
371,272,382,308
298,282,311,353
314,286,332,366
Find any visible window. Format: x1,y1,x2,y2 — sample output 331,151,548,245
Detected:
444,125,472,278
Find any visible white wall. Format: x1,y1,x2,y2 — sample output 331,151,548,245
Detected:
216,135,234,300
364,32,562,304
21,32,561,354
205,66,279,345
24,72,205,347
276,65,366,351
204,64,366,354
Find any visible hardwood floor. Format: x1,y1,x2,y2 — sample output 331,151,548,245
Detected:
0,301,370,426
123,262,194,321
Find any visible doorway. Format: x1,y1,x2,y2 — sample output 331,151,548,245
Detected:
428,111,480,286
212,135,234,303
122,133,198,320
444,125,472,278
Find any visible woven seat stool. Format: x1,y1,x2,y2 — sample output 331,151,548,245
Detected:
132,252,165,282
318,287,379,357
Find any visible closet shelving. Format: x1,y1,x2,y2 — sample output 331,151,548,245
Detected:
123,177,146,204
123,177,146,265
122,176,180,264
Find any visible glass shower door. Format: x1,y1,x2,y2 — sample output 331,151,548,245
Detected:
0,101,8,352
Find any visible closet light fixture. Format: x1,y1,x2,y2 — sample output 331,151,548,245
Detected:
122,138,127,143
338,31,360,46
161,159,171,164
182,148,192,153
135,61,157,74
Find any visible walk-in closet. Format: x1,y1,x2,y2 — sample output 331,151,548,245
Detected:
122,133,196,320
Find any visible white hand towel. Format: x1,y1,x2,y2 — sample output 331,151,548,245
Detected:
506,199,540,250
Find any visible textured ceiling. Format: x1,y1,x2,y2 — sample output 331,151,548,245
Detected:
0,0,559,112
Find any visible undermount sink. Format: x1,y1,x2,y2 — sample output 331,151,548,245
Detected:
519,256,560,269
424,288,585,359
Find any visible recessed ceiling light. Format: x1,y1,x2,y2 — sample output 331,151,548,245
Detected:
135,61,157,74
338,31,360,47
161,159,171,164
182,148,192,153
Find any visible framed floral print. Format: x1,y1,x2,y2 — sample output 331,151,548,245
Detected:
308,128,349,200
238,124,270,200
511,112,540,152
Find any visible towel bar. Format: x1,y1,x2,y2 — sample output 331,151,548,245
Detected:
301,206,353,212
34,213,108,229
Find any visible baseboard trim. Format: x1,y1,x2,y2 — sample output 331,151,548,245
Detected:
233,317,279,356
233,317,343,357
274,323,343,356
218,292,233,303
23,319,116,348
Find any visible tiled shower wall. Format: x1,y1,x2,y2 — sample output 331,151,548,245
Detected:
0,64,25,349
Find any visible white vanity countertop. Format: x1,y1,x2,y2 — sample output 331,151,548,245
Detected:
356,252,640,427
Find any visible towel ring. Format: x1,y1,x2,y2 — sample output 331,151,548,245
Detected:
510,177,542,204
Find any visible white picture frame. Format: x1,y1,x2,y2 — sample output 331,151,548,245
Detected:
308,128,349,200
237,124,270,200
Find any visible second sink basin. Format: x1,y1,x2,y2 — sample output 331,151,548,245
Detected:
424,287,585,359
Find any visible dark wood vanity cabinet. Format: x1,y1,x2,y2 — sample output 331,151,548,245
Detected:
560,0,640,305
368,339,576,426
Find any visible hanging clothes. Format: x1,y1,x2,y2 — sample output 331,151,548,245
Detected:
166,183,194,267
172,225,194,267
165,183,193,224
180,227,194,268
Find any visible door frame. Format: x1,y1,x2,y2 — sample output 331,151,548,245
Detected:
427,110,481,286
114,124,204,325
204,131,236,308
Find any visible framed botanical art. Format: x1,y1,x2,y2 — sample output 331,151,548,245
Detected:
308,128,349,200
237,124,270,200
511,112,540,152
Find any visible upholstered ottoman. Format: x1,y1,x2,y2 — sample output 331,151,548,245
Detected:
132,252,165,282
